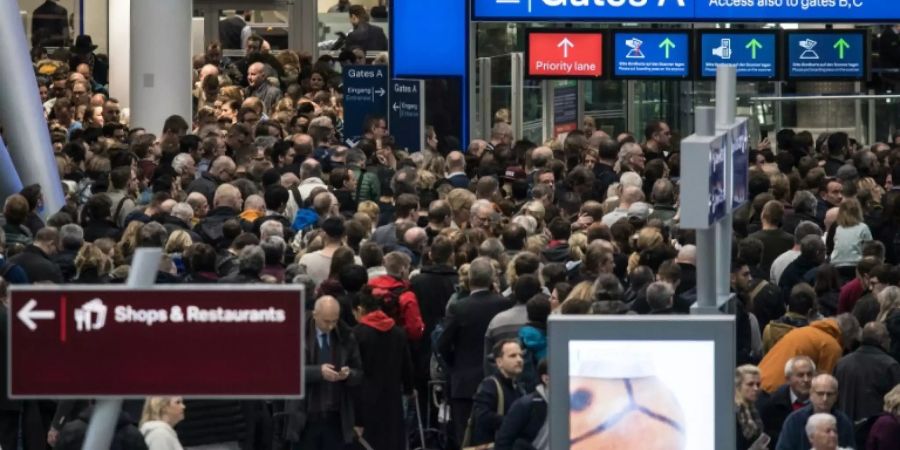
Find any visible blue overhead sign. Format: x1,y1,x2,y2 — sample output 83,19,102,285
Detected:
342,65,388,140
472,0,898,23
699,32,777,80
389,79,425,152
613,31,690,79
786,31,866,80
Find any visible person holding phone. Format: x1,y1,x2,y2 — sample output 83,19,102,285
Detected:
281,296,363,450
736,365,769,450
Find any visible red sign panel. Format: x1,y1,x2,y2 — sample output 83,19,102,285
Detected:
528,31,604,78
9,286,304,398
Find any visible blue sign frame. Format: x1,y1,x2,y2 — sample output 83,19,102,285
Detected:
784,30,869,81
697,30,781,81
610,30,693,80
471,0,900,23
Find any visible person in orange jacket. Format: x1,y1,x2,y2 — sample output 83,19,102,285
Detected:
758,314,861,393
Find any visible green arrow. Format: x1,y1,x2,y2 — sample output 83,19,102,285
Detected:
833,38,850,60
659,38,676,59
745,38,763,60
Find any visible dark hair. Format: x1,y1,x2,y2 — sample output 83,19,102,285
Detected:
339,264,368,292
526,293,551,324
788,283,816,315
162,114,189,136
513,274,542,304
548,217,571,241
430,236,454,264
188,243,217,273
492,338,521,360
264,185,289,211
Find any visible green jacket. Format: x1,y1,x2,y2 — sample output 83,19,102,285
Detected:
352,167,381,203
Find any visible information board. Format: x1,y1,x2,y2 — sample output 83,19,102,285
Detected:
708,136,727,225
730,119,750,210
527,30,604,79
342,65,389,140
472,0,899,23
389,79,426,152
786,31,867,80
9,286,304,397
612,31,691,79
553,82,579,135
698,31,778,80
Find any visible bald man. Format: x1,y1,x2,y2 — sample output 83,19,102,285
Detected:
245,61,282,114
283,295,363,449
446,151,469,188
194,183,242,248
601,185,645,227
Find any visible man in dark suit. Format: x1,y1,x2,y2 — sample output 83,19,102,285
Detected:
757,355,816,442
219,11,246,49
283,296,363,449
9,227,63,284
438,257,514,446
445,151,470,189
32,0,69,47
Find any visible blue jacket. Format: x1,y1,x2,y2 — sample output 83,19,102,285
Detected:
0,256,30,284
775,405,854,450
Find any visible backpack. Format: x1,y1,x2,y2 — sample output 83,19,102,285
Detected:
371,284,407,324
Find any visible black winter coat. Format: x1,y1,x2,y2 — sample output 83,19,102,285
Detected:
495,388,548,450
9,245,63,283
194,206,239,249
174,400,247,446
437,291,513,399
352,312,414,450
470,374,526,445
55,408,148,450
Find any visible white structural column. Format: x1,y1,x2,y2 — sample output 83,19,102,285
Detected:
0,0,64,215
108,0,130,109
129,0,192,135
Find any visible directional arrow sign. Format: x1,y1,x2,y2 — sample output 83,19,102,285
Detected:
833,38,850,60
392,102,400,112
659,38,676,59
375,88,386,97
17,299,55,331
557,37,574,58
745,39,763,60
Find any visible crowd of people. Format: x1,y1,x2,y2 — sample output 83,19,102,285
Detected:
3,7,900,450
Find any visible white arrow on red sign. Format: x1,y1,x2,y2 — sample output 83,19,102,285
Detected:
558,37,575,58
17,299,55,331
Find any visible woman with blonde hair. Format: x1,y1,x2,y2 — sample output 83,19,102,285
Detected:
140,397,186,450
831,198,872,277
627,227,663,274
74,242,111,283
116,221,144,265
734,365,764,449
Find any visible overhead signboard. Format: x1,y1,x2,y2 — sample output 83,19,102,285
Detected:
472,0,898,23
389,79,426,152
785,31,867,81
342,65,389,141
526,30,604,78
9,286,304,398
698,31,778,80
612,31,691,79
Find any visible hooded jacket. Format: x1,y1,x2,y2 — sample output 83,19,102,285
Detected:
140,421,183,450
759,319,843,393
368,275,425,341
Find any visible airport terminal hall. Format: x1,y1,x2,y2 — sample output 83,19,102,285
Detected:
4,0,900,449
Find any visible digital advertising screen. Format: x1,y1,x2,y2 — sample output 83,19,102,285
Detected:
731,120,750,210
708,137,727,225
569,340,716,450
698,31,778,80
612,31,691,79
548,316,736,450
786,31,867,80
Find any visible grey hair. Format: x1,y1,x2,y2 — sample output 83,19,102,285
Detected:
468,257,495,290
805,413,836,440
171,203,194,223
794,220,823,244
784,355,816,378
172,153,194,176
347,148,366,167
260,220,284,241
792,191,818,215
238,245,265,274
645,281,675,311
59,224,84,251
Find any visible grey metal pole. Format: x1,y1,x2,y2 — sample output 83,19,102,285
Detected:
715,66,738,307
692,106,719,315
0,0,65,216
81,248,162,450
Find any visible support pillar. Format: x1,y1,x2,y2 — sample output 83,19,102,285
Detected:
0,0,65,216
130,0,192,134
692,106,719,315
289,0,318,58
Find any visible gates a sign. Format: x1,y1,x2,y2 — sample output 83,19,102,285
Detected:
9,286,304,398
527,30,604,79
